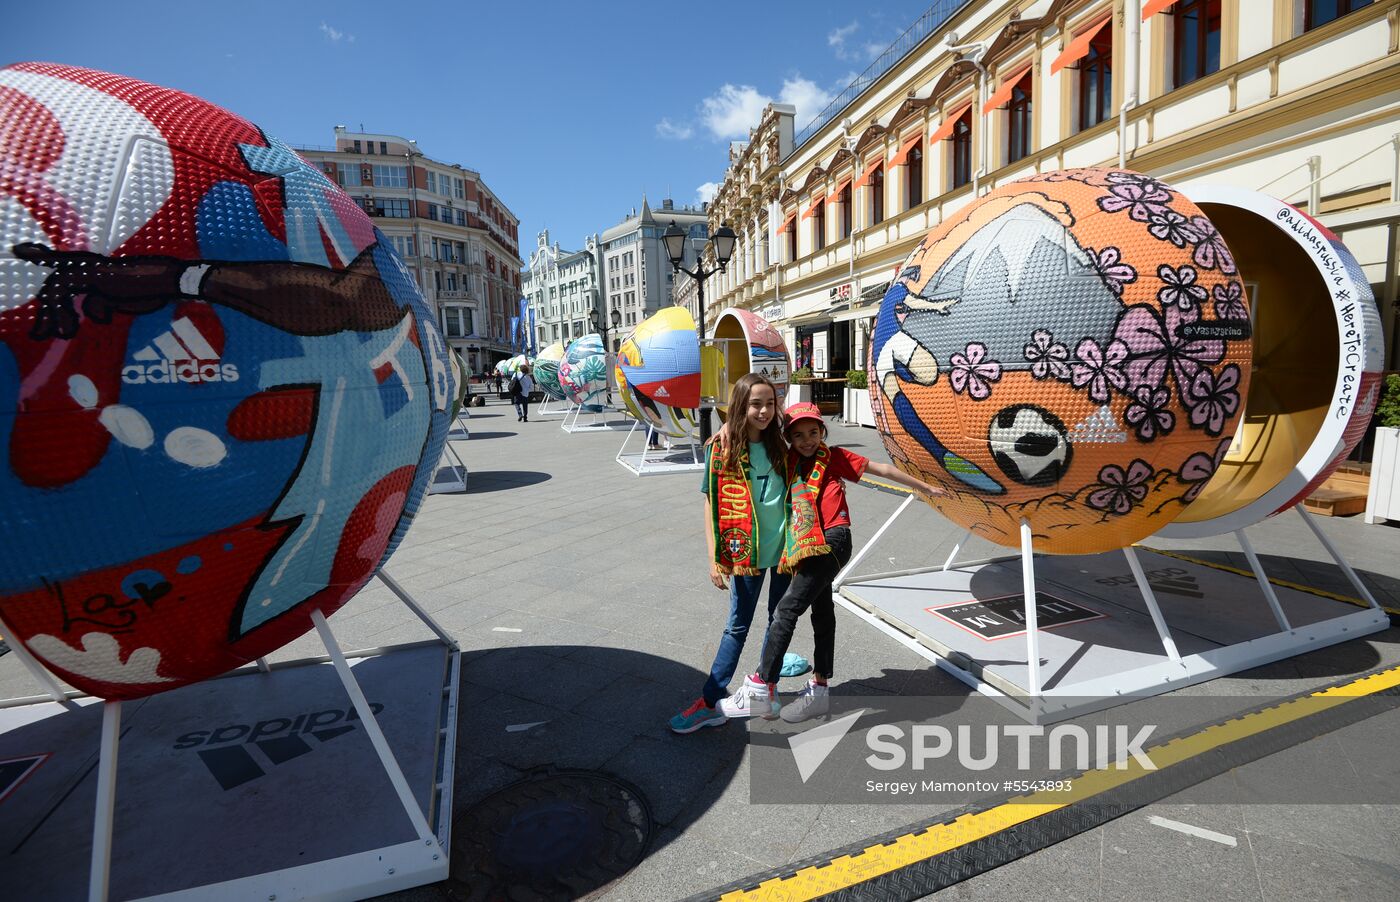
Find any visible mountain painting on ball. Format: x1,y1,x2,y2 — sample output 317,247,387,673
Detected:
0,63,456,699
870,169,1253,555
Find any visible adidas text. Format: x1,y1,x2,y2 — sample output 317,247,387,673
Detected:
122,360,240,385
172,702,383,749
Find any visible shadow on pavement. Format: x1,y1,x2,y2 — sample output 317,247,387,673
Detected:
456,431,516,441
461,471,551,493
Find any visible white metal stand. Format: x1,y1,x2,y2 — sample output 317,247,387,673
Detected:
427,442,468,494
834,500,1390,723
614,420,703,476
446,408,470,440
560,402,630,433
8,568,459,901
533,395,569,418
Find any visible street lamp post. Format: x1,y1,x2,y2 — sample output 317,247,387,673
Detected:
662,220,736,442
588,305,623,405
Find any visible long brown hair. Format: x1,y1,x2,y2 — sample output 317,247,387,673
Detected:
714,372,787,481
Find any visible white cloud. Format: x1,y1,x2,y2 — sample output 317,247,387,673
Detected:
696,182,720,204
863,41,886,60
778,77,835,129
699,84,771,140
655,118,694,140
828,21,860,59
320,22,354,43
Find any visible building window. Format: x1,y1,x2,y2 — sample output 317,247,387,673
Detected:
907,142,924,208
784,216,797,262
870,166,885,225
1078,27,1113,131
425,172,437,194
372,164,408,188
371,197,410,218
1007,72,1033,164
1306,0,1373,29
335,162,358,188
952,111,973,189
456,210,466,226
814,201,826,251
839,182,852,238
352,140,361,153
1174,0,1222,88
454,177,465,199
379,141,388,154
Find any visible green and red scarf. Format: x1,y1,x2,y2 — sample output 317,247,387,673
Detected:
779,444,831,574
708,440,832,576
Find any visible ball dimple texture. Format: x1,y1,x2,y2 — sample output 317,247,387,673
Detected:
0,63,454,699
869,169,1252,554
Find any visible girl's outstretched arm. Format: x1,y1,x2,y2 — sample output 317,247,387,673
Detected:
863,460,946,502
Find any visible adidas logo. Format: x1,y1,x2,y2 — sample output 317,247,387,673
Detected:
654,385,670,398
122,316,239,385
1069,405,1126,443
174,703,380,790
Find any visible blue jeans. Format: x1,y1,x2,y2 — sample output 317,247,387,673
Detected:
702,568,793,706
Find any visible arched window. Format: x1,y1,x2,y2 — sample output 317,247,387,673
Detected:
839,181,853,238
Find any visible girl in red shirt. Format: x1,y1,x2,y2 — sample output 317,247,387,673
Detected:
723,402,943,722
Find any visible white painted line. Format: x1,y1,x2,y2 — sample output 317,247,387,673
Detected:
492,627,523,633
506,721,547,733
1147,815,1238,847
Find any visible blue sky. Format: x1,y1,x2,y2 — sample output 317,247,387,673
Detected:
4,0,932,264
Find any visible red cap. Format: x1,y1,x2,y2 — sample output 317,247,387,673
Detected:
784,401,824,431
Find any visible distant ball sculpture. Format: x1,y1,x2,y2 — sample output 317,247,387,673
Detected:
558,333,608,411
0,63,456,699
870,169,1253,555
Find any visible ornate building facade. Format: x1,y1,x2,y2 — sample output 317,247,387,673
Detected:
297,128,523,374
523,230,603,350
699,0,1399,383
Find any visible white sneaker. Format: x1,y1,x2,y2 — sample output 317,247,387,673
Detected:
718,674,779,719
780,680,830,723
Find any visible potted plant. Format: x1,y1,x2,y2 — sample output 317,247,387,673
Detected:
844,368,875,427
1364,373,1400,524
789,365,813,404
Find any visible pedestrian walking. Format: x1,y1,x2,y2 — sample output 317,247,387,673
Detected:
510,365,534,422
722,402,943,723
668,372,791,734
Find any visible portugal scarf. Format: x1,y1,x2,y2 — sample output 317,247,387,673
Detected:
708,441,762,576
780,445,831,574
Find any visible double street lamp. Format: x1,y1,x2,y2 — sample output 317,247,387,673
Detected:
588,304,623,405
662,220,736,442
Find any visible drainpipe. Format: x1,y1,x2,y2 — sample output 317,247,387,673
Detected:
1120,0,1141,168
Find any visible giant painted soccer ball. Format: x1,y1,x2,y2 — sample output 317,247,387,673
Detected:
871,169,1253,554
558,333,607,411
0,63,456,699
533,341,568,401
616,307,700,438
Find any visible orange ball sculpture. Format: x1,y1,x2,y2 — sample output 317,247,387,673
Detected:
870,169,1253,554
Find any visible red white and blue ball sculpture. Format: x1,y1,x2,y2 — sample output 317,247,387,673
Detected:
0,63,456,699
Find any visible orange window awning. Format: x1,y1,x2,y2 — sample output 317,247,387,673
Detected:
1142,0,1176,19
781,212,796,232
800,196,824,220
982,65,1031,114
853,156,884,189
930,104,972,142
889,132,924,167
826,178,852,205
1051,12,1113,74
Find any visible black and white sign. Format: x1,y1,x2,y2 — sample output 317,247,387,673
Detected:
925,593,1106,640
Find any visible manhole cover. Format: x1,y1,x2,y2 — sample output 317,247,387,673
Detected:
447,769,653,901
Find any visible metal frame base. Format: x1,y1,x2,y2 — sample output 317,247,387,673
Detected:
427,441,468,494
834,504,1390,724
560,403,631,432
2,570,459,901
614,420,703,476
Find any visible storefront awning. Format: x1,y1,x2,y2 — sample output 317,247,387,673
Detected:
982,64,1031,114
1141,0,1176,19
930,104,971,142
1051,12,1113,74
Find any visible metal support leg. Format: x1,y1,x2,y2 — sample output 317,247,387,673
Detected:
311,609,440,847
0,612,72,704
833,495,913,591
1296,506,1383,610
1235,529,1292,631
254,657,271,674
88,700,121,902
1019,521,1043,698
942,529,972,572
375,571,460,651
1124,545,1182,662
